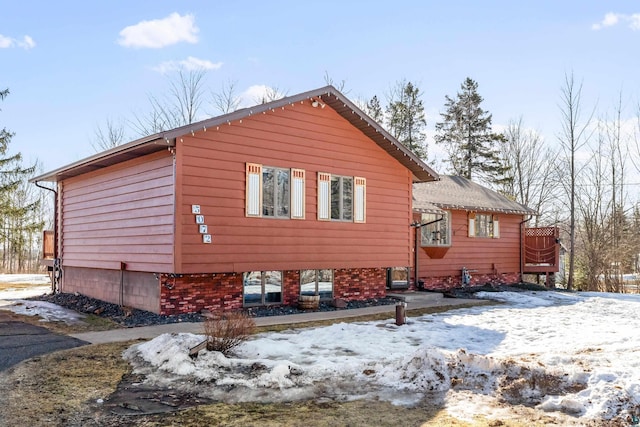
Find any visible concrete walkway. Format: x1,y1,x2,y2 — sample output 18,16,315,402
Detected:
71,293,486,345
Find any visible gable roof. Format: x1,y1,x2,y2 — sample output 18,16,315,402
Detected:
31,85,439,183
413,175,536,215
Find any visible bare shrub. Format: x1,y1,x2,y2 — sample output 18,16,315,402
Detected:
204,311,256,355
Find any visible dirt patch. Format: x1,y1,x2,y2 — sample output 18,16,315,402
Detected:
103,372,214,416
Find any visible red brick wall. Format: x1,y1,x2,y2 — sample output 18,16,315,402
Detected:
160,268,388,315
282,271,300,306
160,273,243,315
333,268,387,300
418,272,521,291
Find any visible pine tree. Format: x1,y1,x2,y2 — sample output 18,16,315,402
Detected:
435,77,509,184
385,80,427,159
365,95,383,123
0,89,25,197
0,88,41,272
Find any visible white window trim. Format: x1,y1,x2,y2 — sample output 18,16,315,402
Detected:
317,172,331,221
246,163,262,217
421,211,451,247
246,162,305,220
291,168,305,220
354,177,366,223
318,172,366,223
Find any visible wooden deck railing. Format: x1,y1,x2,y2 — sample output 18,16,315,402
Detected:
43,230,54,259
523,226,560,273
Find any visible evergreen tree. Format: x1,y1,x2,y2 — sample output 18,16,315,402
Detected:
385,80,427,159
435,77,509,184
0,88,41,272
365,95,383,124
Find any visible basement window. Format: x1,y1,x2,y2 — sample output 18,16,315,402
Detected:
300,269,333,300
243,271,282,306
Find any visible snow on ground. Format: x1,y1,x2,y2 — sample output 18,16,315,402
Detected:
0,274,84,324
124,291,640,424
0,273,51,285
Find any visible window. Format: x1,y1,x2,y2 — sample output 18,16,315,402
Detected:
243,271,282,305
331,176,353,221
300,269,333,300
387,267,409,289
468,213,500,238
420,212,451,246
246,163,304,219
263,166,290,218
317,172,366,222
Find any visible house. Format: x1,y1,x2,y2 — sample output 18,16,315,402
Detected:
412,175,560,289
31,86,439,315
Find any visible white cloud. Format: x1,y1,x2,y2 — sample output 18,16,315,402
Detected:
153,56,223,74
19,35,35,49
240,85,286,106
592,12,640,31
0,34,36,49
118,12,199,48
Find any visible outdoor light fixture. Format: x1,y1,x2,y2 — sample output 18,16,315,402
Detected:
311,98,326,108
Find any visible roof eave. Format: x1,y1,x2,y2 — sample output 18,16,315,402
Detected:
30,135,175,183
32,85,439,183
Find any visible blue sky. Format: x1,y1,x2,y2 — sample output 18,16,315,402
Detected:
2,1,639,173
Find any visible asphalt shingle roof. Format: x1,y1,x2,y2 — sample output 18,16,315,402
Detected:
413,175,536,215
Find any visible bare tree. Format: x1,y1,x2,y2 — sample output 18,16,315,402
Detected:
131,68,208,136
557,72,594,290
500,118,557,225
92,117,127,152
323,71,349,93
575,132,611,291
211,79,241,115
253,86,287,105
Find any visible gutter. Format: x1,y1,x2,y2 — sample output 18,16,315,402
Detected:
411,215,445,289
33,181,59,293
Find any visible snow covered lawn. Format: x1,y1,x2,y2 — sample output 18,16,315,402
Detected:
125,291,640,424
0,274,61,318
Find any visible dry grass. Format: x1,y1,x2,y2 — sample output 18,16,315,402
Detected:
0,282,49,291
121,400,501,426
0,308,119,334
0,341,135,427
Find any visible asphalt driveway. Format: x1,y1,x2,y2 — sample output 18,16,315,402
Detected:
0,312,87,371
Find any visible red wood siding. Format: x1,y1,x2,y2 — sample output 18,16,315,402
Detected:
60,151,175,272
416,210,523,284
175,100,414,274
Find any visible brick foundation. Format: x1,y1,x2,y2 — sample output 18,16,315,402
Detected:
333,268,387,300
159,268,388,315
160,273,243,315
418,272,521,291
